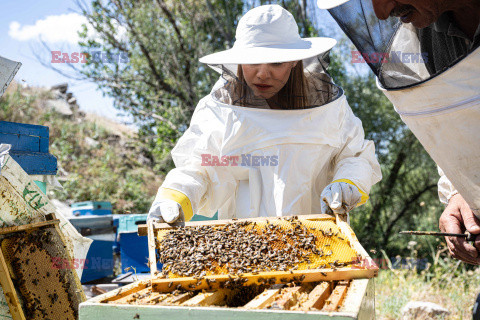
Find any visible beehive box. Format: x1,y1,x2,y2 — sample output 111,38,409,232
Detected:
0,121,57,176
79,277,375,319
80,215,377,319
0,150,91,319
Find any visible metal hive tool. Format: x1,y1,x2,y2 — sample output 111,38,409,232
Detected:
0,219,84,320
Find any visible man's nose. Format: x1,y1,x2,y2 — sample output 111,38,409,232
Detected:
371,0,397,20
256,65,271,80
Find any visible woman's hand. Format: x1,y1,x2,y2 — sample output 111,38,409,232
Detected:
147,199,184,224
321,182,362,215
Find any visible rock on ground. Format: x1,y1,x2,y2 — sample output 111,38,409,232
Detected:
401,301,450,320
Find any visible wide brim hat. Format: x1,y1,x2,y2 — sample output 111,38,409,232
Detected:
199,5,337,65
316,0,350,10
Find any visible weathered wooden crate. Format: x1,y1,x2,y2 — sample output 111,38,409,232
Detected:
79,277,375,319
0,153,91,319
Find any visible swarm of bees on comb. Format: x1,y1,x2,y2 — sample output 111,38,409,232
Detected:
156,216,357,285
1,227,81,320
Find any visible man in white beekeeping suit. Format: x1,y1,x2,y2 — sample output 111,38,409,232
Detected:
317,0,480,265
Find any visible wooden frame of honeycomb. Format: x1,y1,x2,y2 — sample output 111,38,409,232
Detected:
138,214,378,292
0,216,85,320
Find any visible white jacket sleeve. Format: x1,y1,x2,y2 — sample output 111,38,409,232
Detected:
331,102,382,205
437,166,458,205
155,96,237,220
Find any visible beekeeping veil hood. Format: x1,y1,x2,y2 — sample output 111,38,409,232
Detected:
320,0,480,217
199,4,341,109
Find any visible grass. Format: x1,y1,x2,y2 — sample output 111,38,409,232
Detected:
375,244,480,319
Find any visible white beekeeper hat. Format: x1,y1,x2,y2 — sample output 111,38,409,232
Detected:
199,4,336,65
316,0,350,9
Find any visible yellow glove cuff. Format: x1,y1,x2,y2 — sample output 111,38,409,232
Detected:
157,188,194,221
332,179,369,206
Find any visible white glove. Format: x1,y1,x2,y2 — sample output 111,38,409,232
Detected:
147,199,184,224
321,182,362,215
0,144,11,175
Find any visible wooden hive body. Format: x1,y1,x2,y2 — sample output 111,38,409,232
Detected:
81,215,377,319
80,277,375,319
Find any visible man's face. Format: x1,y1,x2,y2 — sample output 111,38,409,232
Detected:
371,0,445,29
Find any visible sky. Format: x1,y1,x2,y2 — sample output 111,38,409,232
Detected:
0,0,343,124
0,0,131,123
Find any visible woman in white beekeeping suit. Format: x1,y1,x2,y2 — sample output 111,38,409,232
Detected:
147,5,382,223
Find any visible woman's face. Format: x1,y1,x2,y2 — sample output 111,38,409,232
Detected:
241,62,297,99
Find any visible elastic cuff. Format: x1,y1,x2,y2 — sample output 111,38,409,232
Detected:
332,179,369,206
157,188,194,221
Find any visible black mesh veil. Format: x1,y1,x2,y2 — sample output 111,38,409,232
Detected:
328,0,480,89
208,53,341,109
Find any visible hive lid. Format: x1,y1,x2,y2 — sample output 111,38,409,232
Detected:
0,55,21,98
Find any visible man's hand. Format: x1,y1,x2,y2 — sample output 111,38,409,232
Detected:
439,194,480,265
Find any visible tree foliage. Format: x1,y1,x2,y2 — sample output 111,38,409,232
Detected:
77,0,244,171
75,0,443,255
